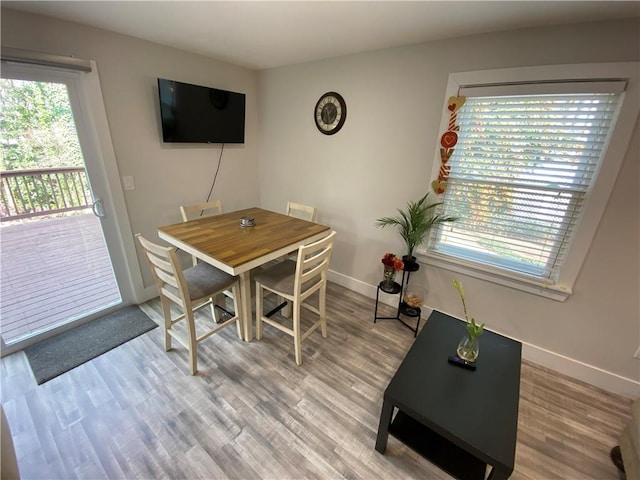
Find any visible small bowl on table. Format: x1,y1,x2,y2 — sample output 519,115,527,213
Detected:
240,216,255,227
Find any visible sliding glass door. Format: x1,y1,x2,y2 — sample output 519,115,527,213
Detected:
1,62,128,353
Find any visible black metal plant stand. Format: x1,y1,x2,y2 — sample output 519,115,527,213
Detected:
373,259,421,337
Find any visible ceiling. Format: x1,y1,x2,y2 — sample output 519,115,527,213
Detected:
4,1,639,70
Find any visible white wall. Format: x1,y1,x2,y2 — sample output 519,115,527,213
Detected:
258,19,640,397
1,8,261,294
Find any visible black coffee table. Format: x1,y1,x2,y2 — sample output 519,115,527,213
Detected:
375,310,522,480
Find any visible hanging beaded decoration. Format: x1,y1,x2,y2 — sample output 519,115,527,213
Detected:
432,95,465,195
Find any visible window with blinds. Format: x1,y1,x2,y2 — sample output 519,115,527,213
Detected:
428,86,624,282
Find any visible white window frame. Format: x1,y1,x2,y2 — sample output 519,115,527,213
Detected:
422,63,639,301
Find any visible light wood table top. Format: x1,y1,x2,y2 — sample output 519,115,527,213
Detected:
158,207,330,274
158,207,331,341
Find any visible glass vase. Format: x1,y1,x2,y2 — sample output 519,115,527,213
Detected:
456,334,480,363
382,266,397,291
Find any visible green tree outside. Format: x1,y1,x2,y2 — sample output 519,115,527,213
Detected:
0,79,82,171
0,79,89,218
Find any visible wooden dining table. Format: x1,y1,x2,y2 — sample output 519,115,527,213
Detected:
157,207,331,341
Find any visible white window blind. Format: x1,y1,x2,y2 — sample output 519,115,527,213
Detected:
1,47,92,72
429,85,623,282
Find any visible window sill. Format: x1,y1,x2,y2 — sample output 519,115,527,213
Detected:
419,250,571,302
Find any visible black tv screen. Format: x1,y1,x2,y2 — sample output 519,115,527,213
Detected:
157,78,245,144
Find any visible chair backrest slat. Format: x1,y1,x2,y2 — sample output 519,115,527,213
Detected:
160,285,184,306
136,234,191,310
294,231,336,296
286,201,318,222
180,200,223,222
155,267,180,291
145,251,174,276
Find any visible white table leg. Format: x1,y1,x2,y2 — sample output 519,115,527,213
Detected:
239,271,253,341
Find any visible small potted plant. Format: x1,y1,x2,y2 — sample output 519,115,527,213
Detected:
375,192,456,265
452,278,484,362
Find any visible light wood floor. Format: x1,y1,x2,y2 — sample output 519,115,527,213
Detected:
1,283,632,479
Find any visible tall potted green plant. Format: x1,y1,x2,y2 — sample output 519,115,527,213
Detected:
375,192,457,263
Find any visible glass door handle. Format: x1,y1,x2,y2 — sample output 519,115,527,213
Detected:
91,198,105,218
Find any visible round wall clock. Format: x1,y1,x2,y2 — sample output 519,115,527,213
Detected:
314,92,347,135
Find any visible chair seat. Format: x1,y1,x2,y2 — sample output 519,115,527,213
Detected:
182,262,237,301
253,260,297,295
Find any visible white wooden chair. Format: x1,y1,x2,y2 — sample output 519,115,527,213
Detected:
136,234,241,375
283,201,319,266
180,200,224,266
286,201,318,222
254,230,336,365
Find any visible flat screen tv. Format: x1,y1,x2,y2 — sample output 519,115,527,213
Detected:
157,78,245,144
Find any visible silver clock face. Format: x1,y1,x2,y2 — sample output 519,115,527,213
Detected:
315,92,346,135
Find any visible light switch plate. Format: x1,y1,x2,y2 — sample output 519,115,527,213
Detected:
122,176,135,190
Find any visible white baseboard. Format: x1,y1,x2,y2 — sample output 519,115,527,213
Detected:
518,342,640,399
327,269,640,399
328,269,386,303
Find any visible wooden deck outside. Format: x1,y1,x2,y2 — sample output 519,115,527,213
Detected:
0,212,121,345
